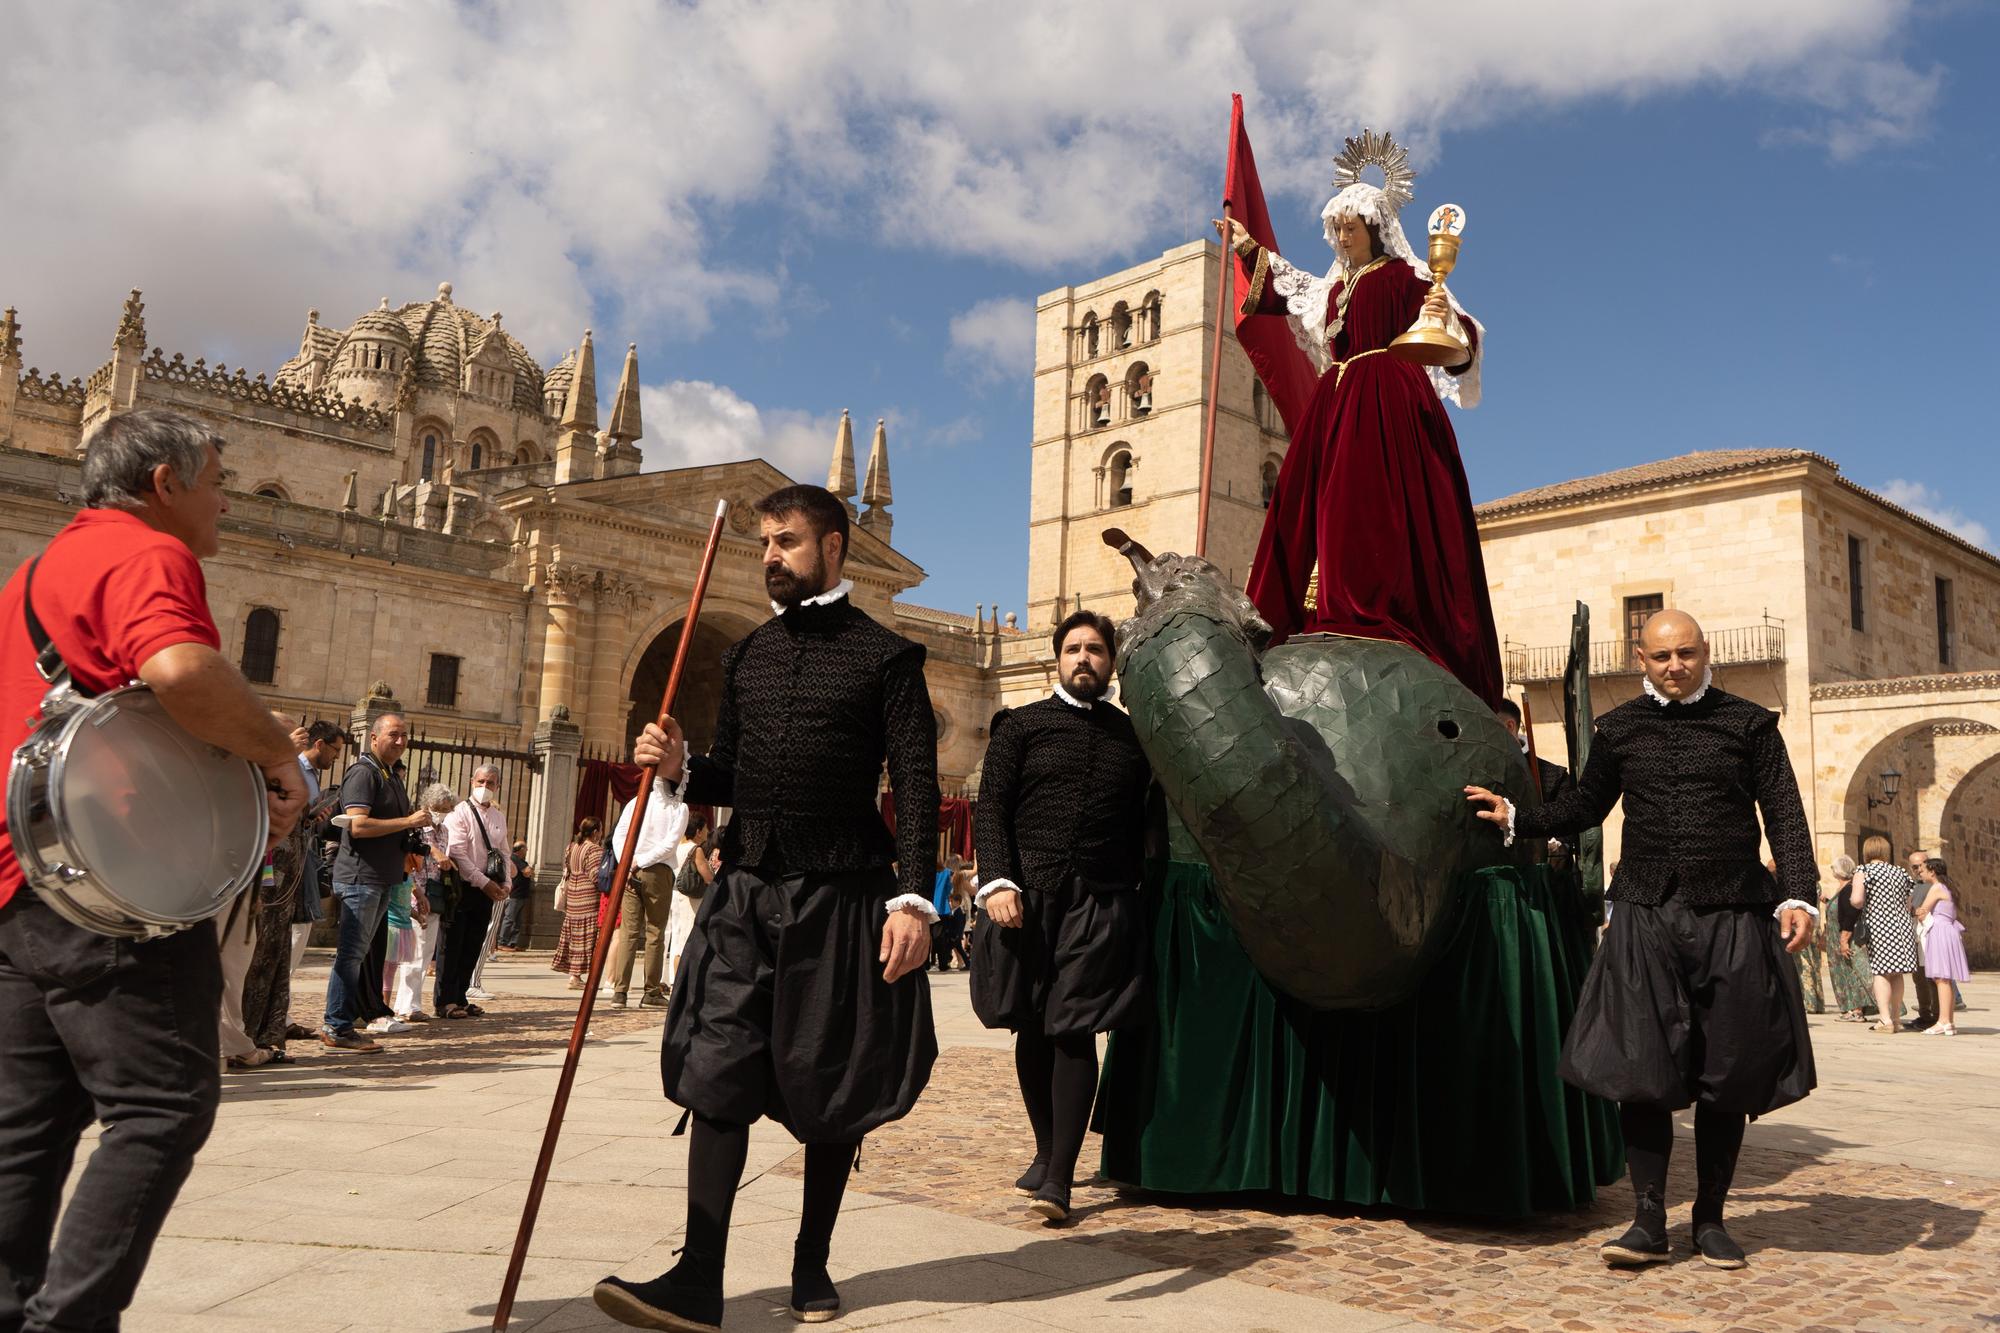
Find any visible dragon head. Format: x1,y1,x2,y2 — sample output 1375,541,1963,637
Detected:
1102,528,1271,677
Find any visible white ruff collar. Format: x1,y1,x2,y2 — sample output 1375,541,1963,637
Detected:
1052,681,1095,710
772,577,853,615
1643,665,1714,706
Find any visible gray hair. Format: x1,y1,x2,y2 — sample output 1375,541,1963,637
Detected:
1831,854,1857,880
79,409,225,510
472,763,501,782
418,782,458,811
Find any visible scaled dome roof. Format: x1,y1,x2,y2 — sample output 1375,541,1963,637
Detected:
326,283,547,414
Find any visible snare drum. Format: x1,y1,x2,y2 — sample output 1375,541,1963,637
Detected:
7,679,269,939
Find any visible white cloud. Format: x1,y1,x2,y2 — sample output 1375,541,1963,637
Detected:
1875,479,1994,551
0,1,1936,371
947,297,1036,386
638,381,842,483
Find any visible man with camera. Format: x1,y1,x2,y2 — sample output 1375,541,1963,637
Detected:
324,711,435,1051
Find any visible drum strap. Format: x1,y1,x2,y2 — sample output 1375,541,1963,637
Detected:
20,558,75,689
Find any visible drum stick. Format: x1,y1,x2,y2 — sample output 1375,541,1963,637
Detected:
492,499,730,1331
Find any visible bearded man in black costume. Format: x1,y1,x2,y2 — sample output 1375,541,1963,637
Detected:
596,484,940,1331
971,610,1152,1224
1467,609,1818,1272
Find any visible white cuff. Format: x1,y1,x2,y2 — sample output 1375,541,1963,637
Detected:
665,741,691,802
1501,798,1517,848
1773,898,1820,920
974,878,1021,909
884,894,941,923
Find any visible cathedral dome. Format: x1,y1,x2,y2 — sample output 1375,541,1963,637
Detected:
317,283,546,413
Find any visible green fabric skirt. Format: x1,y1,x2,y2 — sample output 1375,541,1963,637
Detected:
1095,860,1624,1218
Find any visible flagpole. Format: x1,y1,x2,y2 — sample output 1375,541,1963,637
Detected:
491,499,730,1331
1197,198,1233,559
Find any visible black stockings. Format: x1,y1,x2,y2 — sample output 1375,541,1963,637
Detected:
676,1116,857,1288
1015,1028,1098,1190
1619,1103,1747,1233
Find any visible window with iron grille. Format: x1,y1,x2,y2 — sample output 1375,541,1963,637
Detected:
1623,593,1664,660
1937,576,1955,665
1848,536,1866,630
426,653,460,708
240,607,279,684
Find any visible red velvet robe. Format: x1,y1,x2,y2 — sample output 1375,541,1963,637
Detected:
1244,257,1504,709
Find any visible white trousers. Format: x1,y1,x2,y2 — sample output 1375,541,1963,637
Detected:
392,915,442,1018
215,904,260,1060
665,890,697,988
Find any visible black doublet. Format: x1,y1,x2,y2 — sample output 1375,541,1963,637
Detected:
663,596,940,1141
683,597,939,901
970,696,1154,1037
1516,686,1816,1116
1516,688,1816,908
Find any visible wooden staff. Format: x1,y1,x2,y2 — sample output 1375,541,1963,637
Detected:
1196,201,1234,558
1519,688,1545,801
492,498,730,1331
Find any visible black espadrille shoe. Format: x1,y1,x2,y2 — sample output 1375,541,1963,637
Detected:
1693,1222,1747,1270
593,1264,724,1331
1013,1157,1049,1196
1598,1222,1671,1267
1028,1180,1072,1223
789,1247,842,1324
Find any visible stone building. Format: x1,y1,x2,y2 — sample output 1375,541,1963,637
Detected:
0,287,1010,899
1023,245,2000,964
8,250,1994,964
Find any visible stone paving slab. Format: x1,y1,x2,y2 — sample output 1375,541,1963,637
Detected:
76,954,1996,1331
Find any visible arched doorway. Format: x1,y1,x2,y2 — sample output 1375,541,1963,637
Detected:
625,617,739,756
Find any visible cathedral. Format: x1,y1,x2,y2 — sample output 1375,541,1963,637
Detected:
5,244,1999,963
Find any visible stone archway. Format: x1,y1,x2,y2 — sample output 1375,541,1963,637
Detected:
1937,747,2000,966
623,612,756,755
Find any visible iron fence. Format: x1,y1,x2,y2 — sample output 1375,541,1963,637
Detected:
312,716,540,846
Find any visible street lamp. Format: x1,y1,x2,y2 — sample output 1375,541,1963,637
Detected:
1867,766,1903,810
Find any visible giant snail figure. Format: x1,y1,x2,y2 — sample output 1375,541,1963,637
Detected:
1103,529,1542,1010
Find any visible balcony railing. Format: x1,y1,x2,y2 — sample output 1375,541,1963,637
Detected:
1504,622,1786,684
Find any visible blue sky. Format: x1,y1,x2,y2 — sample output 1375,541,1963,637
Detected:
5,2,1995,621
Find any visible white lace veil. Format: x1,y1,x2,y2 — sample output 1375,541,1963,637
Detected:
1265,180,1484,407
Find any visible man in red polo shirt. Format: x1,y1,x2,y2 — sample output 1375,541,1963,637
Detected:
0,409,305,1333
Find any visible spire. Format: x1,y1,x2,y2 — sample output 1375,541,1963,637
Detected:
340,470,359,511
560,328,597,432
858,417,893,542
300,307,320,353
607,342,643,443
1,307,20,368
862,416,892,507
114,289,146,350
827,408,857,514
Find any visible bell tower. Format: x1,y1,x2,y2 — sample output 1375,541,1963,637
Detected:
1024,239,1286,630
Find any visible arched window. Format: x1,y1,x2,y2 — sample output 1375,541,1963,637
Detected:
1126,362,1152,417
469,441,482,470
254,484,287,501
1107,450,1134,508
1141,290,1163,342
514,440,543,465
1260,456,1281,509
1110,301,1132,349
420,433,437,481
1079,312,1100,360
240,607,280,684
1083,374,1111,431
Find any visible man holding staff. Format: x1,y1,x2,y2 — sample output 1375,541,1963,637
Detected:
595,483,939,1332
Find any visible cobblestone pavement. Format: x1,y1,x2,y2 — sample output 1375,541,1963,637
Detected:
90,955,1998,1331
804,1043,2000,1333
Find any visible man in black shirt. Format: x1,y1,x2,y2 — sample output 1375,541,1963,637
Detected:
1494,697,1578,866
971,610,1152,1223
596,485,938,1332
323,712,434,1052
1468,610,1818,1271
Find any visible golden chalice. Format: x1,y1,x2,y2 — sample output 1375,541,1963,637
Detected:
1390,203,1470,367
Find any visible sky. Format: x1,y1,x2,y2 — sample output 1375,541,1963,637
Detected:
3,1,1996,621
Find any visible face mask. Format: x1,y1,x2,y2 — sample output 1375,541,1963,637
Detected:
472,787,494,807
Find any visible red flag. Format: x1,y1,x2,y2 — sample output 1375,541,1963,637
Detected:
1224,94,1318,436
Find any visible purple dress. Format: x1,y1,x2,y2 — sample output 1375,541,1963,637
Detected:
1922,887,1971,983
